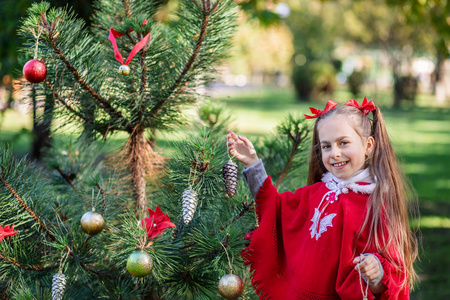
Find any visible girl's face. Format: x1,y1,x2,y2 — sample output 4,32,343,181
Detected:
318,115,374,179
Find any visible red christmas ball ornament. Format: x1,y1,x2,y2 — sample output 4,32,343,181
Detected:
23,59,47,83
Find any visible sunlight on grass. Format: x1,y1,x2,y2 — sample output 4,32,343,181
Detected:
411,216,450,228
0,109,32,131
405,163,428,174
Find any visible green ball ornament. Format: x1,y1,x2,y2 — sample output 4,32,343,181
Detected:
118,64,130,76
126,251,153,277
80,210,105,235
218,273,244,300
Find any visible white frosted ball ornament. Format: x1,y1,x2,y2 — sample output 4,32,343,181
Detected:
118,64,130,76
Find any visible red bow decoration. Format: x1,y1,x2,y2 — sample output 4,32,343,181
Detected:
142,206,176,240
108,20,151,66
0,224,18,242
345,97,376,115
304,100,337,119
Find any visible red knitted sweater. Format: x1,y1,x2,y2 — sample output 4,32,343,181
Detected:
242,176,408,300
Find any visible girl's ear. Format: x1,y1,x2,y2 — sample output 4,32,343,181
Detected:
365,136,375,157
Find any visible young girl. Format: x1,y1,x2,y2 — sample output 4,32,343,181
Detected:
227,98,418,300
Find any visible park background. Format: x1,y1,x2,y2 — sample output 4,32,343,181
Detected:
0,0,449,299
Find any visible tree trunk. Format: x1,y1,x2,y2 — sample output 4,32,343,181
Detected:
129,128,148,216
392,63,402,109
31,88,54,161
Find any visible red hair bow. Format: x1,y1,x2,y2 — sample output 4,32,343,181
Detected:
304,100,337,119
345,97,376,115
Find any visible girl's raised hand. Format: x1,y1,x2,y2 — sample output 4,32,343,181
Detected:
227,130,259,168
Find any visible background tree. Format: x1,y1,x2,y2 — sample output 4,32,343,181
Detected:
0,0,95,160
287,0,341,101
18,0,237,213
340,0,435,107
386,0,449,101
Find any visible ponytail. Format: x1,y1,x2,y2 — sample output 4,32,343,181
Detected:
361,107,419,289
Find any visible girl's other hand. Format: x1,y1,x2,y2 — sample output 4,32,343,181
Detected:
353,254,386,295
227,129,259,168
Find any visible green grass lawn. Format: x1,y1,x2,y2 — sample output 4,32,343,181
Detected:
1,86,449,298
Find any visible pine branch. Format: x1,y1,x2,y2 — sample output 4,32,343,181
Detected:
81,263,116,279
137,46,147,125
0,252,59,271
275,136,302,188
0,166,55,241
150,0,216,117
0,291,8,300
219,196,254,231
275,117,310,187
96,183,107,216
55,166,90,207
45,79,91,122
139,48,147,95
40,14,132,133
123,0,132,18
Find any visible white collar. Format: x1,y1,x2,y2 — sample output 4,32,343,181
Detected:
321,168,376,196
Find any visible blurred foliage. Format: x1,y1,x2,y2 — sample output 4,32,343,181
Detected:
236,0,282,26
287,1,339,101
385,0,449,56
0,0,94,80
347,70,366,97
339,0,435,106
228,17,294,76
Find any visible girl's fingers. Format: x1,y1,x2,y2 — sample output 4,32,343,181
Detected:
355,256,380,281
229,131,239,141
353,257,361,264
238,135,253,147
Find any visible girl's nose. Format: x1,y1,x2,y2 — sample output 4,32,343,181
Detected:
330,147,341,159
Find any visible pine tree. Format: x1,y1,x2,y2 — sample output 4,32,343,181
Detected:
18,0,237,214
0,0,311,298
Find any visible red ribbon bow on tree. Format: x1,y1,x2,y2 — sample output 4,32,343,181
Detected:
142,206,176,240
108,20,151,66
345,97,376,115
304,100,337,119
0,224,18,242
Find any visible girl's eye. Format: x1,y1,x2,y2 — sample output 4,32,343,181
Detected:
321,145,330,150
341,141,348,146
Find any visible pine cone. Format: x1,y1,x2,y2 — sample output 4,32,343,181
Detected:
52,272,67,300
223,161,238,198
182,187,198,225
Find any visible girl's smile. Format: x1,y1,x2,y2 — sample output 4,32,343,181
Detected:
318,116,374,179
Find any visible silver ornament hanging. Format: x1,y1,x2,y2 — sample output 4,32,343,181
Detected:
52,272,67,300
182,187,198,225
223,160,238,198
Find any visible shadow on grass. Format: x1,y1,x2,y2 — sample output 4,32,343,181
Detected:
412,227,450,299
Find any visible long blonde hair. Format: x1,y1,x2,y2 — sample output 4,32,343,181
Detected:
307,104,418,288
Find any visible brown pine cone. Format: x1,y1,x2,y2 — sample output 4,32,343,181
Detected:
223,161,238,197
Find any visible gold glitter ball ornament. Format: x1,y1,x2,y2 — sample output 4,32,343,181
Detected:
118,64,130,76
218,273,244,300
80,210,105,235
126,251,153,277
